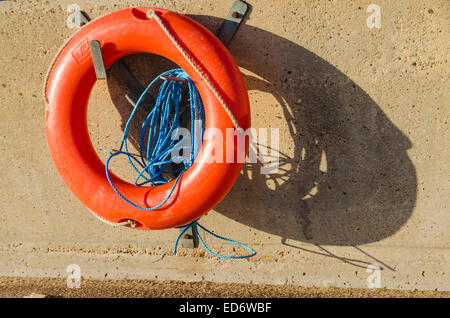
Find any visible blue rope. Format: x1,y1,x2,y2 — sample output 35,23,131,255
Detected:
175,221,257,259
103,68,256,259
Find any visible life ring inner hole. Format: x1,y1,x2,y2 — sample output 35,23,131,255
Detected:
87,52,204,187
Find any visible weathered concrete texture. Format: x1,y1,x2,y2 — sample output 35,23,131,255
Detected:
0,0,449,291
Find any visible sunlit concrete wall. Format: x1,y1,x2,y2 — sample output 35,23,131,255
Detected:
0,0,448,290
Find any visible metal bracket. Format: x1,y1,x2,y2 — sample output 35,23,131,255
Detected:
111,60,155,112
179,226,198,249
89,40,107,80
217,0,249,47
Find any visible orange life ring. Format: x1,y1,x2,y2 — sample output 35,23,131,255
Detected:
44,7,250,230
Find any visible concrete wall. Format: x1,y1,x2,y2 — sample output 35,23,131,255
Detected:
0,0,448,291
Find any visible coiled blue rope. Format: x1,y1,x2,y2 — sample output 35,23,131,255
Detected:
103,68,256,259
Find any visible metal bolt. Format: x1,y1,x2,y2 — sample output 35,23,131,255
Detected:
231,11,239,18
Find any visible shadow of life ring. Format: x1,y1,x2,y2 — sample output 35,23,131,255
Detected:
44,7,250,230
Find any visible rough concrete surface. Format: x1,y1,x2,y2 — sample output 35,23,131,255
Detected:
0,0,449,293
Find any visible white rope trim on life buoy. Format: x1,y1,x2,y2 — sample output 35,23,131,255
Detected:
146,10,243,132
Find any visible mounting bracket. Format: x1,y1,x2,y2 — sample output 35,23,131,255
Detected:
217,0,249,47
